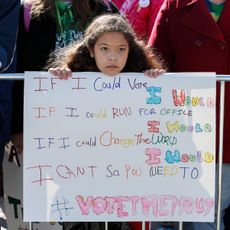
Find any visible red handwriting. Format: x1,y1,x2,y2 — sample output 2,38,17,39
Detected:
26,164,98,185
33,77,87,92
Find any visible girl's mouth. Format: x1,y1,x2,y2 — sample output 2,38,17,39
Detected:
106,65,118,68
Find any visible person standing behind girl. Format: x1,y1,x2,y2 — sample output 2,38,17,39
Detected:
11,0,119,154
0,0,19,164
148,0,230,229
0,0,20,202
16,0,118,72
108,0,164,41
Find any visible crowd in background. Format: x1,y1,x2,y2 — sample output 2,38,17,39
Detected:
0,0,230,229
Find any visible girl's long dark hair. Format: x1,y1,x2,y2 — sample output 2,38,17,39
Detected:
46,14,165,72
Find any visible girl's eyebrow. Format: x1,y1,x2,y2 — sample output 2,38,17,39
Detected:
97,43,128,47
118,44,129,47
98,42,108,45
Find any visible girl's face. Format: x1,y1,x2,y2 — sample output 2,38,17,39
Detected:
90,32,129,76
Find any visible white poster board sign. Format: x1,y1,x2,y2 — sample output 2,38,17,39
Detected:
24,72,216,222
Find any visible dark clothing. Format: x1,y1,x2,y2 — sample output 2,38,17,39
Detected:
224,206,230,229
63,222,131,230
0,0,20,163
0,0,19,72
16,1,118,72
12,1,119,135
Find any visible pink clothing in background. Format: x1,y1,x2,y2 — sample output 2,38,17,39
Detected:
112,0,164,40
23,2,32,32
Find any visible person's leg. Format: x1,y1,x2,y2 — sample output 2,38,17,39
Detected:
224,205,230,228
0,143,4,165
0,143,5,197
219,164,230,229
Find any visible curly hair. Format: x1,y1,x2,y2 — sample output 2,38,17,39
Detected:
46,14,165,72
30,0,56,19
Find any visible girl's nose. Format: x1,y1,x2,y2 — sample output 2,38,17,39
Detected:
107,53,117,61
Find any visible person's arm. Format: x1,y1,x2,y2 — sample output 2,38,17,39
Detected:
148,0,173,70
0,0,20,72
104,0,120,13
147,0,164,39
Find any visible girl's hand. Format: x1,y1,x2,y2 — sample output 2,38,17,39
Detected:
48,67,72,80
144,69,166,78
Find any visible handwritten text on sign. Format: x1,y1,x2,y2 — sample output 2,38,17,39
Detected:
23,72,216,222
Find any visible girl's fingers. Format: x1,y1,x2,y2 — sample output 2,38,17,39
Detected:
48,67,72,79
48,68,57,76
159,69,166,74
153,69,166,78
144,69,166,78
61,68,68,80
55,68,63,78
143,69,150,76
65,68,72,78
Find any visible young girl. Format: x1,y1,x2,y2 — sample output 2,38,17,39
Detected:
48,14,165,230
48,14,165,78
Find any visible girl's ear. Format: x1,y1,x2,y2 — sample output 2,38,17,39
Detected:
89,49,94,58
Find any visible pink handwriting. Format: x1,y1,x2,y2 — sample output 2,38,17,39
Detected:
75,194,214,218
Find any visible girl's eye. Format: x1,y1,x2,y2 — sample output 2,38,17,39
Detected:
119,47,127,52
100,47,107,51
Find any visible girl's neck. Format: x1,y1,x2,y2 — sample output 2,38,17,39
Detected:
208,0,225,4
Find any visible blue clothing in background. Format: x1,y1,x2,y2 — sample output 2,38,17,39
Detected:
0,0,20,163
